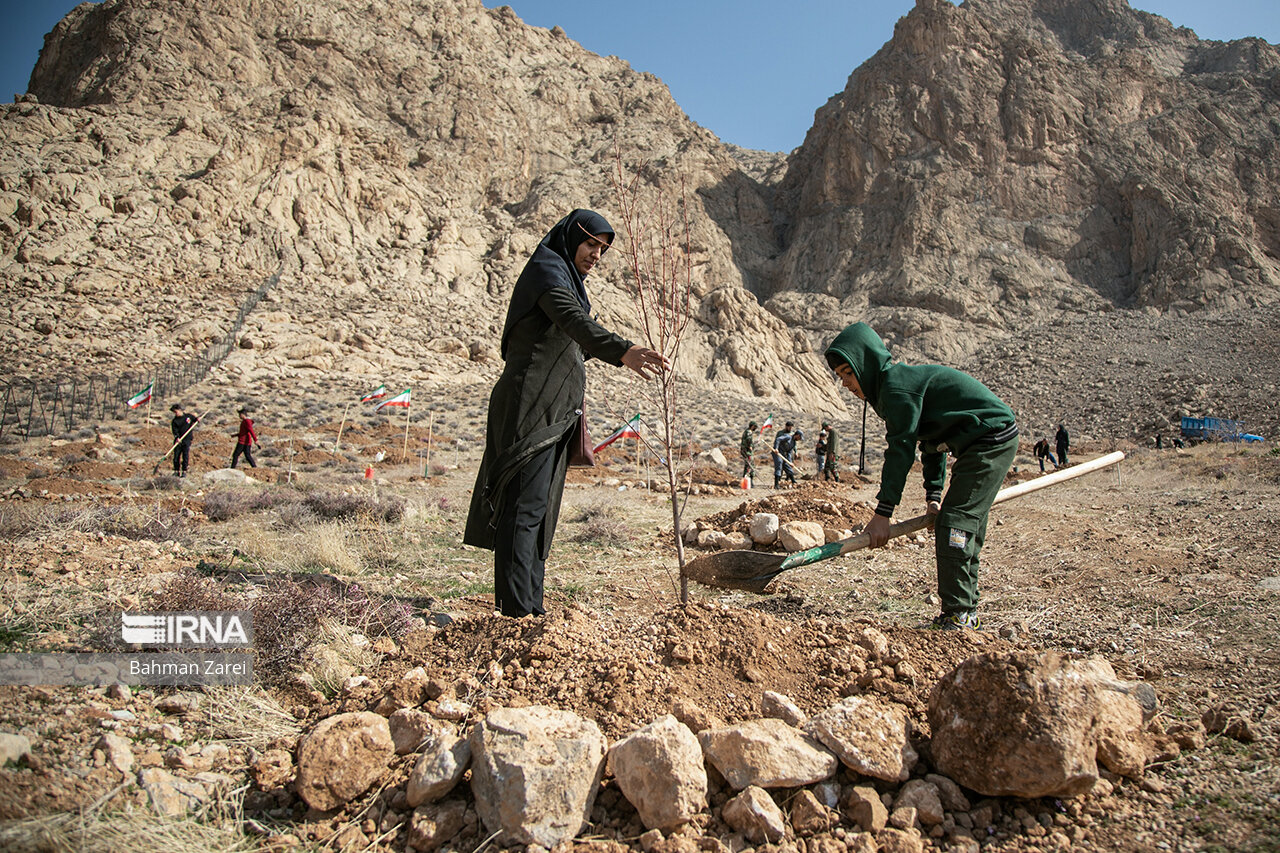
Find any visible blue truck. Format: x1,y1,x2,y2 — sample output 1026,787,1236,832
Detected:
1180,416,1264,443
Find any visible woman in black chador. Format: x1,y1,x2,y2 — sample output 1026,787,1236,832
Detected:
464,209,667,617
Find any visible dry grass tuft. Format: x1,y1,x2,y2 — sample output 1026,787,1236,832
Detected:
200,687,302,749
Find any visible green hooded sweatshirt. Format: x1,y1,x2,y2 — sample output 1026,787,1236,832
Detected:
825,322,1016,514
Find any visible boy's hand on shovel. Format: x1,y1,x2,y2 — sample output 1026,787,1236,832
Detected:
864,514,891,548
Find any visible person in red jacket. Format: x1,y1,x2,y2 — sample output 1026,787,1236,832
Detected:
230,408,260,469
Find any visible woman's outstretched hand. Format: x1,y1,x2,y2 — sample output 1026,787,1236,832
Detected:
621,346,670,380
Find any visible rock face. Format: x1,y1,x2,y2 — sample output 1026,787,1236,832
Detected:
1,0,1278,437
774,0,1280,363
927,651,1153,798
0,0,839,416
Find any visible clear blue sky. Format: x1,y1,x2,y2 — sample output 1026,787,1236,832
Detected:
3,0,1278,152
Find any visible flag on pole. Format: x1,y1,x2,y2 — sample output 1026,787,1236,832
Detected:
360,384,388,403
593,414,642,453
126,382,154,409
374,388,411,411
761,414,774,430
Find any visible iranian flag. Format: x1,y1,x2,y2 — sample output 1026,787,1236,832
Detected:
360,384,388,403
593,414,642,453
761,414,774,430
126,382,154,409
374,388,411,411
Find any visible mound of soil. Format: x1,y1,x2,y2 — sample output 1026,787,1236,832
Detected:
697,481,877,532
363,602,999,741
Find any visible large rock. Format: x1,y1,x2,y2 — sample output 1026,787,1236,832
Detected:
699,717,837,790
607,715,707,831
777,520,824,552
406,731,471,807
295,712,395,811
748,513,779,545
805,696,917,783
469,705,607,847
928,651,1154,798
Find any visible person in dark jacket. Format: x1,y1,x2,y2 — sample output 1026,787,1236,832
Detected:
821,421,840,481
740,421,758,485
825,322,1018,631
463,209,667,617
773,421,798,489
230,408,259,469
169,404,199,477
1034,437,1057,472
1055,424,1070,466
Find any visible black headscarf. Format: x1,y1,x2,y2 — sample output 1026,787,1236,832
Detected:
500,209,614,358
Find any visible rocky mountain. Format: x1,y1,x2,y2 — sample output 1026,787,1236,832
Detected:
1,0,1278,437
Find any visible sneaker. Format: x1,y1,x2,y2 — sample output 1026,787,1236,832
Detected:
930,611,981,631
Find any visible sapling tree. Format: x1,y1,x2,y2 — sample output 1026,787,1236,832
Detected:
610,152,698,603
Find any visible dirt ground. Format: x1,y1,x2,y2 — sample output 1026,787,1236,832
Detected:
0,421,1277,852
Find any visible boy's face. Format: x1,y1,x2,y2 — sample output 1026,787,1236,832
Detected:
833,363,864,399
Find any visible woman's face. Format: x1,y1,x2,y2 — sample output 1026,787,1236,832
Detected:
573,232,611,277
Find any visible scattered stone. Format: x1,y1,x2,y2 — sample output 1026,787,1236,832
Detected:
94,732,134,774
389,708,452,755
699,717,838,790
671,700,726,734
805,696,917,783
748,513,779,545
138,766,209,816
0,733,33,767
406,800,468,852
295,712,395,811
469,705,607,847
845,785,888,832
607,715,707,831
777,520,824,551
406,731,471,807
760,691,806,726
788,788,831,835
893,779,943,826
721,786,785,844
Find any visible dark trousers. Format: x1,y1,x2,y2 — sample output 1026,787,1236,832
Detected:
934,437,1018,614
230,443,256,468
1056,444,1068,465
494,443,556,617
173,441,191,474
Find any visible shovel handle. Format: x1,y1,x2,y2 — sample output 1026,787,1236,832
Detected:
778,450,1125,571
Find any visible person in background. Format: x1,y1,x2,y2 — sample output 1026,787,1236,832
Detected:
740,420,759,486
773,421,798,489
230,407,259,469
1034,437,1057,472
463,209,667,618
815,427,829,476
825,322,1018,631
1055,423,1070,466
169,404,199,477
821,421,840,482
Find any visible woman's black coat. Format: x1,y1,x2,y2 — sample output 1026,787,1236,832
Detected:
463,210,632,556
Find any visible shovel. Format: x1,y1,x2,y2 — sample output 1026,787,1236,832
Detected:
682,450,1125,593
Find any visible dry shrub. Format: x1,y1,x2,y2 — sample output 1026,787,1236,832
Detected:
201,490,248,522
24,503,194,545
150,571,414,685
569,502,633,546
303,490,405,522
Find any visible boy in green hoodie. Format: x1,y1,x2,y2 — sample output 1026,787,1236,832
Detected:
825,322,1018,630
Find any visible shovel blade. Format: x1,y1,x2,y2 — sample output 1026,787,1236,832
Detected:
681,549,788,593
